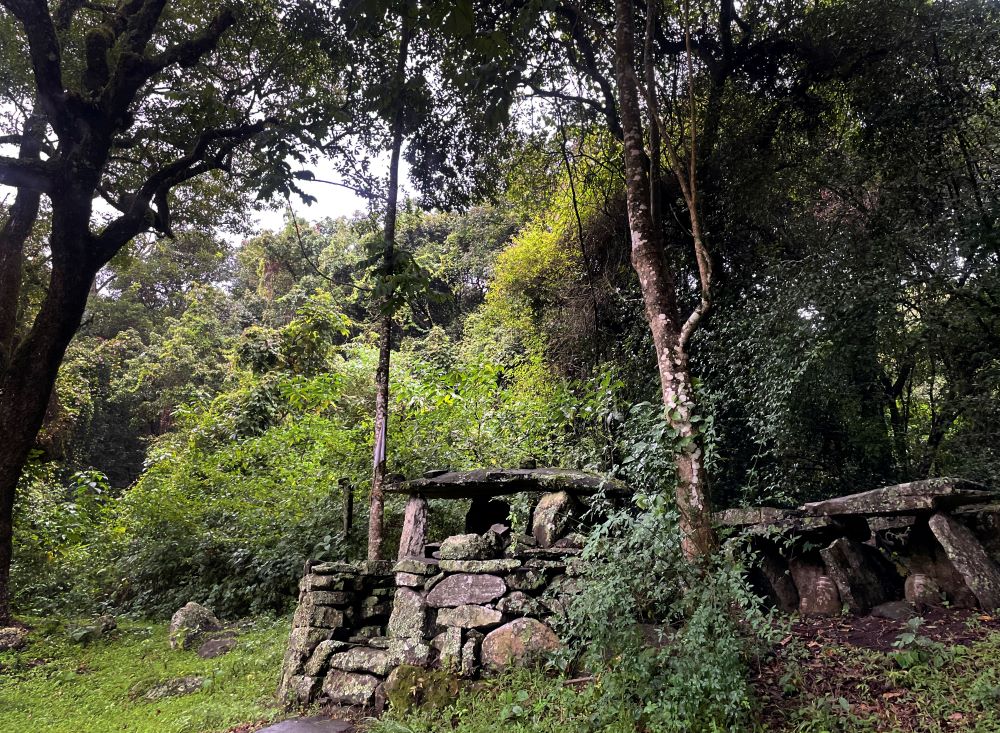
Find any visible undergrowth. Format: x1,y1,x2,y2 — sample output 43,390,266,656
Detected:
0,616,289,733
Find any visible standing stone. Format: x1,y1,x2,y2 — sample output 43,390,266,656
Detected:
322,670,381,707
398,494,429,560
750,546,799,613
427,573,506,607
168,602,222,650
820,538,903,614
436,605,503,629
387,587,429,638
480,618,561,671
531,491,577,548
928,512,1000,611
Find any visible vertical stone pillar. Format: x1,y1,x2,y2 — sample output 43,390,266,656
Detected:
397,493,428,559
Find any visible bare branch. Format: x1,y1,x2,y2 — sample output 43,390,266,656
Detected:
0,156,52,193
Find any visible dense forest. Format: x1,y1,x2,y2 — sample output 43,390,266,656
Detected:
1,0,998,730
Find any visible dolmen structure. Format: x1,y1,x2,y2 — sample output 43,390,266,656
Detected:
278,472,1000,712
277,469,624,710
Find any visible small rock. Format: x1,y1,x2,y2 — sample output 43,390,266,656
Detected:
328,647,395,676
168,602,221,650
197,634,237,659
480,618,561,671
322,670,381,707
0,626,28,652
870,600,915,621
497,592,544,617
144,676,204,700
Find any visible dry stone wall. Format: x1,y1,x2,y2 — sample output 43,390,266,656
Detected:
278,492,582,711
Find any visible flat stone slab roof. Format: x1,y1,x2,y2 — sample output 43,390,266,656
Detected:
386,468,628,499
800,477,994,517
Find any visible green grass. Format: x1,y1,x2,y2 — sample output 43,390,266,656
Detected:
0,616,290,733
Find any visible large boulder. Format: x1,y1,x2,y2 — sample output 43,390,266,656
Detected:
480,618,561,671
819,538,903,614
169,602,222,650
427,573,506,607
928,512,1000,610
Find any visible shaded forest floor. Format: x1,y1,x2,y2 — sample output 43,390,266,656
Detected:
756,608,1000,732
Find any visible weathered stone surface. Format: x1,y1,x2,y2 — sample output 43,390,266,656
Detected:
460,636,479,678
905,573,943,608
398,494,429,560
748,544,799,613
954,503,1000,563
386,468,627,499
288,627,334,655
714,506,793,527
144,676,204,700
294,603,345,630
790,559,842,616
436,604,503,629
387,637,433,667
497,592,544,617
168,602,221,650
384,665,460,712
257,716,353,733
300,574,348,593
395,572,426,587
393,557,439,575
387,588,429,638
438,559,521,574
439,533,501,560
802,478,994,517
427,573,506,607
481,618,561,671
0,626,28,652
360,595,390,620
552,533,586,550
433,626,463,673
504,568,547,592
197,634,236,659
312,562,358,575
532,491,577,548
359,560,394,575
424,572,446,592
348,626,384,643
928,512,1000,610
322,670,381,707
279,675,322,706
329,647,395,676
308,591,352,607
304,640,349,676
820,538,903,614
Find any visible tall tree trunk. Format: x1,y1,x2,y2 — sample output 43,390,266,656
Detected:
367,16,411,562
614,0,714,560
0,201,96,623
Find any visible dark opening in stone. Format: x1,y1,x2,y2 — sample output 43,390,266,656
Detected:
465,498,510,535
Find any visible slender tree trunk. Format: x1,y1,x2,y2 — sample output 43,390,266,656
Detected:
367,17,411,562
614,0,714,560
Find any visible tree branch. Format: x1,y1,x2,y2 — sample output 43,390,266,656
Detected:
0,156,53,193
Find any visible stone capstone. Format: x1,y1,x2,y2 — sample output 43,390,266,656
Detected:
480,618,561,671
437,559,521,574
439,533,502,560
436,604,503,629
322,670,381,707
426,573,506,607
531,491,578,548
802,478,993,517
387,587,429,638
168,602,221,650
820,537,903,614
928,512,1000,610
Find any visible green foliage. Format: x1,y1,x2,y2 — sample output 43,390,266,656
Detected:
553,493,783,733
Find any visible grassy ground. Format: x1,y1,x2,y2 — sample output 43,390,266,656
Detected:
0,616,290,733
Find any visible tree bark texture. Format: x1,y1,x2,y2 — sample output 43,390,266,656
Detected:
613,0,715,560
368,17,411,562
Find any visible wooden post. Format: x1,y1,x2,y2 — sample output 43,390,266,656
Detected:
397,493,429,559
341,478,353,538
